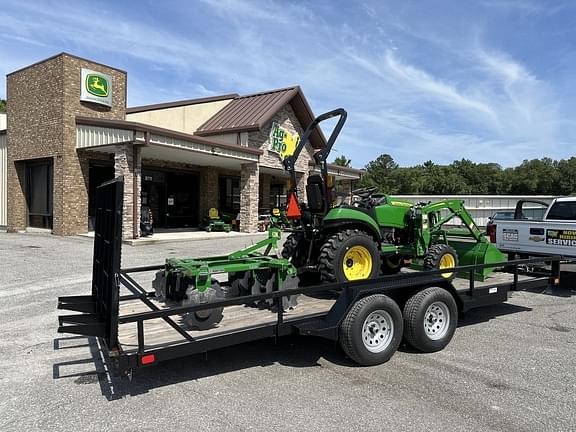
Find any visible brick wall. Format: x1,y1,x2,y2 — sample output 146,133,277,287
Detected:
7,53,126,235
239,162,259,232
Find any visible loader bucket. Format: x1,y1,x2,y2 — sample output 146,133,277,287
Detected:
448,238,505,281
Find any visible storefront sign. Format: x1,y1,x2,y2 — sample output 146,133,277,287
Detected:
269,122,299,160
80,68,112,107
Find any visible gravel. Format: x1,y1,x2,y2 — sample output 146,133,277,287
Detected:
1,231,575,432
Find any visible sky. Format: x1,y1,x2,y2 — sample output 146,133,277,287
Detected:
1,0,575,169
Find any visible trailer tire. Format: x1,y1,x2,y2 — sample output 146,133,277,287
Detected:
319,229,379,283
403,287,457,352
423,244,459,280
340,294,403,366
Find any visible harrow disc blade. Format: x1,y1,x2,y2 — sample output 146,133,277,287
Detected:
182,280,224,330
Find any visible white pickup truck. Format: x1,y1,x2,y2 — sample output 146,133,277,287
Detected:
490,197,576,258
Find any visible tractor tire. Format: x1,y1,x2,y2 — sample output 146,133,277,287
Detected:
182,280,224,330
340,294,403,366
423,244,459,281
403,287,458,352
381,254,403,275
318,229,379,283
281,232,307,267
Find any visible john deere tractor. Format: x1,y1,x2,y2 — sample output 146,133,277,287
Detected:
281,109,504,284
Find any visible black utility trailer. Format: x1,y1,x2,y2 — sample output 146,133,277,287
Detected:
58,179,564,377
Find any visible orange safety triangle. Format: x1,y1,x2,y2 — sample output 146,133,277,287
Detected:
286,192,302,219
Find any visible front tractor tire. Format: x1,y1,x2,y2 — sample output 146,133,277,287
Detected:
318,229,380,283
423,244,459,280
340,294,403,366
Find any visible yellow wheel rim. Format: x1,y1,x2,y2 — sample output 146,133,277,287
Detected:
342,246,373,280
439,253,456,279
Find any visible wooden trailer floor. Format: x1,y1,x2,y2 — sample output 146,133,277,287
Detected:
118,294,337,353
118,270,529,354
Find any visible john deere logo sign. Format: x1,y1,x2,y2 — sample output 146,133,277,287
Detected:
80,68,112,107
269,122,300,161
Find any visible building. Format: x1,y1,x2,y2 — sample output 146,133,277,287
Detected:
0,53,361,237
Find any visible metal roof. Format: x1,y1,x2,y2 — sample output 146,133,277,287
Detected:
195,86,327,149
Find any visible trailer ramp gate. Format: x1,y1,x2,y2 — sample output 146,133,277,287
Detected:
58,177,123,350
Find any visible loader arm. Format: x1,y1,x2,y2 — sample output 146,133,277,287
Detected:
423,200,486,243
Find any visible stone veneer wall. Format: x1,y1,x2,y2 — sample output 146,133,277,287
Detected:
239,163,259,232
248,104,314,202
7,53,126,235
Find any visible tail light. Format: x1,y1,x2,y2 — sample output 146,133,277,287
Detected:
487,224,496,243
140,354,156,365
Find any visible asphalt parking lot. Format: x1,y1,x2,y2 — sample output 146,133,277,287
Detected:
1,232,576,432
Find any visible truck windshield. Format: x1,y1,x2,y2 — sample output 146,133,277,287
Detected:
546,202,576,220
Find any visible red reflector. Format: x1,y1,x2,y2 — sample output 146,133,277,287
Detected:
141,354,156,365
286,192,302,219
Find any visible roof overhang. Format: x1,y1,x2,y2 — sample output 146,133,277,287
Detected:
309,162,363,181
76,117,261,167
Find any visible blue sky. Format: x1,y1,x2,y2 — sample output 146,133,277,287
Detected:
1,0,575,168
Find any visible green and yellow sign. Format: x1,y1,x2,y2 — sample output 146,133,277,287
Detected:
269,122,300,160
80,68,112,107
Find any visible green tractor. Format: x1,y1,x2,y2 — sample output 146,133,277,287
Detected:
281,109,504,284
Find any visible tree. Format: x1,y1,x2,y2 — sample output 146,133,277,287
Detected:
360,154,399,192
0,99,6,113
333,155,351,167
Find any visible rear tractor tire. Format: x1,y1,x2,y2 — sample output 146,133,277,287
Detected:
403,287,458,352
340,294,403,366
282,233,321,287
423,244,458,280
318,229,379,283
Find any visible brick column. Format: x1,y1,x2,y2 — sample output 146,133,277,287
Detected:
260,173,271,210
240,162,259,233
115,144,141,239
6,160,27,232
199,167,219,219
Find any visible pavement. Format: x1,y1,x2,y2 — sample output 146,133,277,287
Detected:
1,231,576,431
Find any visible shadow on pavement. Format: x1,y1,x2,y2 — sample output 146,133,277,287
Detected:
53,333,356,401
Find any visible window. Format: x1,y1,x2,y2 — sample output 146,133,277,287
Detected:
219,176,240,213
546,202,576,220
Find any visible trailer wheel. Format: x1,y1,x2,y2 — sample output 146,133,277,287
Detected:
319,229,379,283
182,280,224,330
423,244,458,280
403,287,457,352
340,294,403,366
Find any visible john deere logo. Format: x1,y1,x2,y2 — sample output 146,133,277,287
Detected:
86,74,109,97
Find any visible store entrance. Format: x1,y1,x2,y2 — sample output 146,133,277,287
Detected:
26,159,53,229
142,169,199,229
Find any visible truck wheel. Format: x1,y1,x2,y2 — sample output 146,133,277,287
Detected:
340,294,403,366
319,229,379,283
403,287,458,352
423,244,458,280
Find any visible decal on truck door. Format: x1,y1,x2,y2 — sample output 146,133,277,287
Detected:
502,229,518,241
546,229,576,246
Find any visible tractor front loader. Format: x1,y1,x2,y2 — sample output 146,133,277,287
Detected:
281,109,504,285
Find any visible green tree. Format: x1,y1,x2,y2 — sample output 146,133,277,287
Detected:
0,99,6,113
333,155,351,167
360,154,399,192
